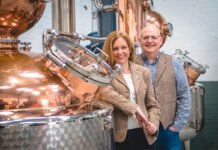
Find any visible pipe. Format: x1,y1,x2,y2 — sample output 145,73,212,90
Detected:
43,29,106,53
142,0,154,11
52,0,75,33
93,0,118,13
42,0,52,2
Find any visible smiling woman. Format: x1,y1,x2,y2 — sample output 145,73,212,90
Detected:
98,31,160,150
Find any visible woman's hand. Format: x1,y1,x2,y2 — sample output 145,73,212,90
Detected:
135,107,157,135
135,107,149,127
145,122,157,135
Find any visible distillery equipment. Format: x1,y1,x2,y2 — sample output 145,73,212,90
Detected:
0,1,119,149
173,49,209,150
0,1,210,150
116,0,173,44
173,49,209,86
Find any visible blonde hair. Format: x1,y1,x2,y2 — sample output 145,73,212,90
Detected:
101,31,135,67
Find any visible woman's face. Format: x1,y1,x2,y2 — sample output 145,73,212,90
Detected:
112,37,130,66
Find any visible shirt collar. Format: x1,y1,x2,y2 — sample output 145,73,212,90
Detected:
142,52,160,65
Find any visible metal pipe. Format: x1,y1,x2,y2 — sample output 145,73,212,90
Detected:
142,0,154,11
43,29,106,54
93,0,118,13
52,0,60,31
42,0,52,2
49,29,106,41
52,0,75,33
84,36,106,42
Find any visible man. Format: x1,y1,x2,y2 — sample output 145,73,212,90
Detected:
136,24,191,150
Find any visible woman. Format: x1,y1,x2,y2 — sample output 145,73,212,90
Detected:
99,31,160,150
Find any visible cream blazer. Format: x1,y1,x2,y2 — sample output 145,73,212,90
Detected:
99,61,160,145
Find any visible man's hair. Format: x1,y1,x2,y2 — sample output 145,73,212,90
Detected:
140,23,163,38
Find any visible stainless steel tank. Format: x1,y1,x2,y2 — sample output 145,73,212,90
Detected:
180,84,205,150
0,109,113,150
0,1,116,149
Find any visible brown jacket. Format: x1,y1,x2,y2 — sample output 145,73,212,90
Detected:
136,54,177,129
99,61,160,145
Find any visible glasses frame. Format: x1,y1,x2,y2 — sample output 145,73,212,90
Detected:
141,35,161,42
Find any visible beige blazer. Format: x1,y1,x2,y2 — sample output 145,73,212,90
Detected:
99,61,160,145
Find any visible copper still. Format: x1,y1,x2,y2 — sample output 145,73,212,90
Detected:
117,0,173,44
1,0,88,117
0,0,119,118
173,49,209,86
92,0,172,44
0,1,116,149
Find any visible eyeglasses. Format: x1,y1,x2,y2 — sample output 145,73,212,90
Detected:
141,35,160,41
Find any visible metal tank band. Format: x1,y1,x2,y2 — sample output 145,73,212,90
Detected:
43,29,122,86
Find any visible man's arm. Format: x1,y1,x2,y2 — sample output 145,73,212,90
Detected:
171,56,192,131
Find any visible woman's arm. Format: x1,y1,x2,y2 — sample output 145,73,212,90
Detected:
100,84,138,116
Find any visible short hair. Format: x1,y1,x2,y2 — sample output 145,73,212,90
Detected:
101,31,135,67
140,23,163,38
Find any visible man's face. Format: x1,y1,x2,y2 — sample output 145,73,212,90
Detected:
139,25,163,55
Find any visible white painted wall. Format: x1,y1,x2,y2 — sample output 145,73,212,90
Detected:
19,0,218,81
75,0,99,46
19,1,98,52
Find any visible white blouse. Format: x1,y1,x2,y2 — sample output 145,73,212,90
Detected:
123,74,140,129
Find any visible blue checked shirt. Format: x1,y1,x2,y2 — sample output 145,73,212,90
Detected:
143,52,191,131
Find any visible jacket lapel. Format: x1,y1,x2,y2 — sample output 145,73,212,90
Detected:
129,62,141,94
155,54,167,85
115,61,142,93
136,54,144,66
115,72,129,88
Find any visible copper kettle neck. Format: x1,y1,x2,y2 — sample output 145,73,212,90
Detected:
0,36,19,52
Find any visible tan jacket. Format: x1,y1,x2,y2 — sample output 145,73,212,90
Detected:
99,61,160,145
136,54,177,129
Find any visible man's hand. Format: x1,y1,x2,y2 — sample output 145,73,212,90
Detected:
169,126,178,132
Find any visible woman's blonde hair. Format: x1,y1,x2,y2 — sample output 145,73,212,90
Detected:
101,31,135,67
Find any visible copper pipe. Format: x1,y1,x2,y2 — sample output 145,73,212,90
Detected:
142,0,153,11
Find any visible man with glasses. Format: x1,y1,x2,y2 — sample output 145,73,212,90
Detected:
136,24,191,150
